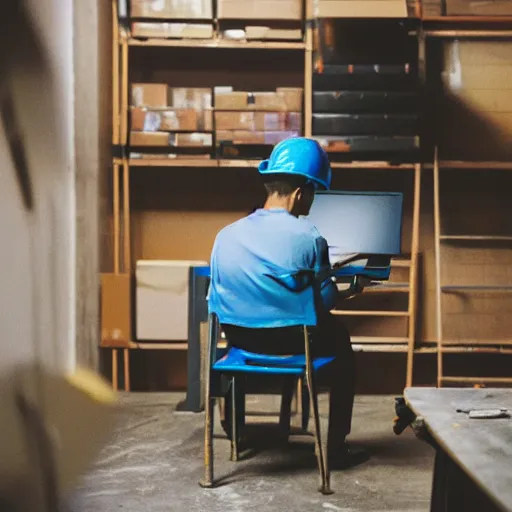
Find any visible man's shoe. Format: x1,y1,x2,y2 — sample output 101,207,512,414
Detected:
327,443,369,470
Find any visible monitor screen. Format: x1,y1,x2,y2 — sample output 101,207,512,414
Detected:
304,191,404,258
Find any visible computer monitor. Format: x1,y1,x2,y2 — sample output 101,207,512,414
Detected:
304,191,404,259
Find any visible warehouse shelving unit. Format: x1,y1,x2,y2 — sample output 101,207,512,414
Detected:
105,0,512,392
102,0,428,391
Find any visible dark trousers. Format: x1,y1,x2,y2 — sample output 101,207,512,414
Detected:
222,313,355,453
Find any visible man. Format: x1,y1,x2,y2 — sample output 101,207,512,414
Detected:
208,137,364,468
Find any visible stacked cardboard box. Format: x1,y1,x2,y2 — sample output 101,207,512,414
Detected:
131,22,214,39
315,0,407,18
214,87,303,146
130,0,213,19
217,0,302,20
130,83,213,152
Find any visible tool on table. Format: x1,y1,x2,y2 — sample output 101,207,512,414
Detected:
456,407,510,419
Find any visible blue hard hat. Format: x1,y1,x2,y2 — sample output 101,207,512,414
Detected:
258,137,332,190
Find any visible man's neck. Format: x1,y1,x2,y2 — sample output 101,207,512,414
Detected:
264,195,295,214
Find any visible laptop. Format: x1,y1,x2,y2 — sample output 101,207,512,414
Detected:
304,191,404,270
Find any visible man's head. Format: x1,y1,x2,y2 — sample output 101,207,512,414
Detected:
262,174,316,216
257,137,332,216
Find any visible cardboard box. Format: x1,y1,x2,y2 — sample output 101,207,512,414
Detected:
131,83,169,107
216,130,299,144
214,87,303,111
136,260,207,341
245,26,303,41
169,88,212,109
315,0,407,18
130,131,171,146
217,0,302,20
277,88,303,111
446,0,512,15
101,274,132,346
215,111,300,131
131,0,213,19
171,132,213,147
132,107,204,131
131,22,214,39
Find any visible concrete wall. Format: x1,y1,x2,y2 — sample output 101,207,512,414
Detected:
0,0,76,373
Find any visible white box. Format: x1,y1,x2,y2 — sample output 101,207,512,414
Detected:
136,260,207,341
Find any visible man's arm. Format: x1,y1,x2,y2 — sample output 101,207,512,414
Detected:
313,236,369,309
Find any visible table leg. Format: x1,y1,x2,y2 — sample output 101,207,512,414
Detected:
430,449,448,512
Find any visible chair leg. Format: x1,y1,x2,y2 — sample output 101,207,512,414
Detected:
279,378,295,436
199,395,215,488
230,376,239,462
304,328,332,495
300,377,311,432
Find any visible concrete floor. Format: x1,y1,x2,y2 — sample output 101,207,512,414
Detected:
70,393,434,512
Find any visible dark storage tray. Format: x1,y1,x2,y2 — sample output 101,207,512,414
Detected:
313,135,420,159
312,91,418,114
312,113,419,136
313,65,417,91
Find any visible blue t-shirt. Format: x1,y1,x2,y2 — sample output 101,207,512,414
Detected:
208,208,337,328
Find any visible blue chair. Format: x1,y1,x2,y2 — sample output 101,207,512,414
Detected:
199,312,335,495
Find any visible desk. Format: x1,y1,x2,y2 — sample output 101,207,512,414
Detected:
405,388,512,512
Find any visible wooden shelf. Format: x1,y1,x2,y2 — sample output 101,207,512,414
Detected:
102,341,188,350
332,310,409,317
441,346,512,355
351,336,409,344
429,161,512,170
441,339,512,346
129,158,218,167
352,344,407,353
442,285,512,292
440,235,512,241
391,258,412,268
441,376,512,384
127,37,306,50
330,162,416,170
424,29,512,38
365,282,410,293
127,158,419,170
423,16,512,23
